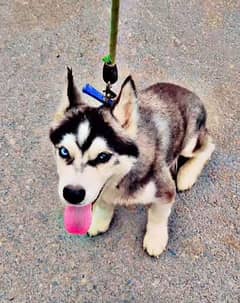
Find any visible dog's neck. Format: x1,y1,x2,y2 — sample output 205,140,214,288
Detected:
116,128,156,198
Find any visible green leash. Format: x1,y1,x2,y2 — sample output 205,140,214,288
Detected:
103,0,120,65
102,0,120,100
82,1,120,105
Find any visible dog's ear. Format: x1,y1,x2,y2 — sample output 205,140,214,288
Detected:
112,76,138,137
67,67,82,108
51,68,85,126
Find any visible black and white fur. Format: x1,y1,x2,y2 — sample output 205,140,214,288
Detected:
50,69,215,257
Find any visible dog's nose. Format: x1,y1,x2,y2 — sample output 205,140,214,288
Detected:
63,186,86,205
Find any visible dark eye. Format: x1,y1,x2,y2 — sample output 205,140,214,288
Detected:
88,152,112,166
59,147,70,159
97,152,112,163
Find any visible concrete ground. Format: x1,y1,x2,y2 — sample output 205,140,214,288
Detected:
0,0,239,302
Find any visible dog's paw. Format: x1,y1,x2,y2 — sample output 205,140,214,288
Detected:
88,217,111,237
143,228,168,257
177,162,198,191
88,204,114,237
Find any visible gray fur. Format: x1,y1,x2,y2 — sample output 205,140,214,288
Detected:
50,72,215,257
117,82,207,199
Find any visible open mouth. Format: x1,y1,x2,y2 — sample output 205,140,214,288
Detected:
63,180,110,235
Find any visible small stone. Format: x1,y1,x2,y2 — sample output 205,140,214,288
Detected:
168,248,177,256
127,279,133,286
183,237,206,259
80,278,87,285
173,36,181,47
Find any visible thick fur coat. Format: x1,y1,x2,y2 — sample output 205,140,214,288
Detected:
50,69,215,256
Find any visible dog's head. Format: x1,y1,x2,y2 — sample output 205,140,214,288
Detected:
49,68,139,207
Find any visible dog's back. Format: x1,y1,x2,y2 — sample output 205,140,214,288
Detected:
138,83,207,166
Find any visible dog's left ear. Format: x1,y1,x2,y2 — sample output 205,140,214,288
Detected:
112,76,138,137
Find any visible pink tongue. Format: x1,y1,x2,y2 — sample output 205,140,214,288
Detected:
64,204,92,235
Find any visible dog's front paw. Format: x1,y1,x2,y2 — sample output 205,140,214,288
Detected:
143,227,168,257
88,203,114,237
88,217,111,237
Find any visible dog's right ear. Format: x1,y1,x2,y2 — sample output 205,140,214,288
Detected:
51,68,85,126
66,67,83,108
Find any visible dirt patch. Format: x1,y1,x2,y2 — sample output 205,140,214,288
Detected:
223,235,240,251
182,237,206,260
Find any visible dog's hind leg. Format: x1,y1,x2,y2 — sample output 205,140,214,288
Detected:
88,199,115,237
177,132,215,191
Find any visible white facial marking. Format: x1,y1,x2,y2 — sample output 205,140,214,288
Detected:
78,120,90,146
60,133,76,147
57,135,115,206
88,137,108,158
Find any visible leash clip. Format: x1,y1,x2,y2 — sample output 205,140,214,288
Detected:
103,82,116,101
82,57,119,107
102,60,118,105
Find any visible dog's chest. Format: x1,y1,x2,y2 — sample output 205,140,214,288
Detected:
101,178,157,206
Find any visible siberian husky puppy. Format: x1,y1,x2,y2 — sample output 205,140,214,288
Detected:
49,68,215,257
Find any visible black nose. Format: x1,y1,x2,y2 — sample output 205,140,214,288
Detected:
63,186,86,205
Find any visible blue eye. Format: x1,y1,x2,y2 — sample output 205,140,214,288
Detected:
59,147,70,159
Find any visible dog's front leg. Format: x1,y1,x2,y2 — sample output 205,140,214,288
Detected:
143,194,175,257
88,199,115,237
